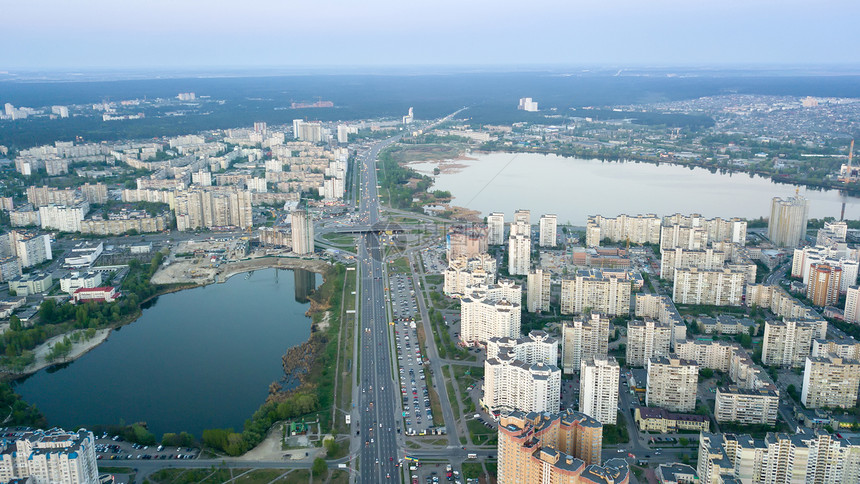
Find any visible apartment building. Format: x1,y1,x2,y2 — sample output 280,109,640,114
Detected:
174,188,252,231
579,356,619,425
845,286,860,324
0,257,22,283
526,268,551,313
817,220,848,247
768,195,809,248
746,284,822,321
661,214,747,246
698,430,860,484
443,254,497,296
459,281,522,344
447,225,489,260
634,293,686,349
660,247,726,280
561,314,609,373
802,355,860,409
715,386,780,426
39,202,90,232
291,209,314,255
672,267,745,306
646,357,699,413
792,244,858,292
0,429,98,484
675,339,737,372
539,214,557,247
25,185,77,207
13,232,52,268
762,319,819,367
8,271,53,296
626,319,672,367
560,269,631,316
807,263,842,307
487,331,559,367
497,410,608,478
487,212,506,245
484,343,560,414
585,214,661,247
813,337,860,360
507,234,531,275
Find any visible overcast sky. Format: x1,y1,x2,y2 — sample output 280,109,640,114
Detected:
2,0,858,70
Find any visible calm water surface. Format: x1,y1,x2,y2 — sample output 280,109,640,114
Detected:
15,268,320,438
411,153,860,223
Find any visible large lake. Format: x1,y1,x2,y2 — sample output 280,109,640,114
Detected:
15,268,320,438
410,153,860,223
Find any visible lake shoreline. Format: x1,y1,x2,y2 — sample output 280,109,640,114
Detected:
8,256,330,382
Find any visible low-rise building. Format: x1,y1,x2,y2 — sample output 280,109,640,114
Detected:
73,286,119,304
60,271,103,295
8,271,53,296
633,407,709,433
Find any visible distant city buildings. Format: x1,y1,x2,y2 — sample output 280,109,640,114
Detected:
767,194,809,248
517,97,539,112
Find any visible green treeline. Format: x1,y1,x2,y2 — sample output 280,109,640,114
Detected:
377,148,432,211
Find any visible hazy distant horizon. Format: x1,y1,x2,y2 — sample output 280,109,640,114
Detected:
2,1,859,71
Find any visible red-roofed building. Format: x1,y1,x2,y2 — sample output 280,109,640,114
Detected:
73,286,119,304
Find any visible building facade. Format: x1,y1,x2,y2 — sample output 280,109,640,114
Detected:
526,268,551,313
626,319,672,367
539,214,557,247
802,355,860,409
646,356,699,413
579,356,619,425
768,195,809,248
561,314,610,373
0,429,99,484
560,269,631,316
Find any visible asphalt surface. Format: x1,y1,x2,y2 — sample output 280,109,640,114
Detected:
355,136,403,483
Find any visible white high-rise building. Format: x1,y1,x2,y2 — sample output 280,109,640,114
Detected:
672,267,746,306
539,214,557,247
483,338,560,414
486,330,558,367
792,245,859,292
768,195,810,248
526,268,550,313
802,354,860,409
38,202,90,232
459,281,522,344
627,319,672,366
762,319,820,367
698,430,860,484
290,209,314,255
14,233,52,268
487,212,505,245
561,314,610,373
517,97,538,112
646,356,699,412
560,269,631,316
443,254,496,296
845,286,860,324
580,356,619,425
507,234,530,275
0,429,99,484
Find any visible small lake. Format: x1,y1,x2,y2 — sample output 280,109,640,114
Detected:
15,268,321,438
410,152,860,224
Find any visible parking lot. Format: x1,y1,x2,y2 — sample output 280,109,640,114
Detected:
390,273,436,435
94,433,199,461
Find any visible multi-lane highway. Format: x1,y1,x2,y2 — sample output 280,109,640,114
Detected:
355,136,403,482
